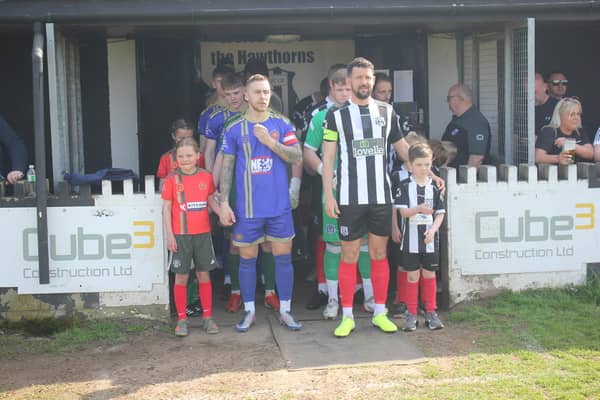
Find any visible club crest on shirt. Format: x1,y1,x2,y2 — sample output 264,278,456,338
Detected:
250,156,273,174
199,183,206,190
270,131,280,141
325,223,336,234
374,116,386,127
450,128,460,136
476,134,485,141
236,233,243,241
176,184,184,193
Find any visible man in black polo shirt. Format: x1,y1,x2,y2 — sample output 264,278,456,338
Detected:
441,84,490,168
535,72,558,137
0,114,27,184
547,71,568,100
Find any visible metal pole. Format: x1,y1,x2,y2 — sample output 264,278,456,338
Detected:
527,17,536,165
504,24,514,165
32,22,50,284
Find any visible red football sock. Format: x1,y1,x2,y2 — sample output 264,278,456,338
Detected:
405,280,419,315
174,284,187,320
198,281,213,318
370,258,389,305
419,274,425,305
338,260,357,308
315,239,326,285
422,276,437,312
396,270,407,304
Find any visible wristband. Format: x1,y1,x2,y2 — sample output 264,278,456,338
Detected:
290,177,302,192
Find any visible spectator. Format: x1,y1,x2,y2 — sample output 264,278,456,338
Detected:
547,71,569,100
373,73,393,104
535,97,593,164
593,126,600,162
441,84,491,168
535,72,558,137
0,115,27,184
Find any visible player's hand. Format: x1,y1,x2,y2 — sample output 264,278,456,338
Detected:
253,123,273,146
6,170,24,184
324,194,340,219
418,204,434,215
167,233,178,252
554,137,566,149
289,177,301,210
392,224,402,244
424,229,435,245
431,174,445,198
219,203,236,226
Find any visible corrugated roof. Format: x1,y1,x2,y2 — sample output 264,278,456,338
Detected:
0,0,599,23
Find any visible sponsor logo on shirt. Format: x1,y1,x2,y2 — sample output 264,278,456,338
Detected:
184,201,207,211
352,138,385,158
250,156,273,174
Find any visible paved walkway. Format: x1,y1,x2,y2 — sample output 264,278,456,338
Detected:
186,283,425,370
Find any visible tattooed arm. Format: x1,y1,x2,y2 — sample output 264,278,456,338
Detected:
253,123,302,164
271,141,302,164
218,154,236,226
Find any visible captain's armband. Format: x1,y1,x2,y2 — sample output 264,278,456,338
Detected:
323,128,338,142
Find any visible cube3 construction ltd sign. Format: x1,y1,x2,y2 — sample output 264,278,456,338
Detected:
0,206,164,294
449,184,600,275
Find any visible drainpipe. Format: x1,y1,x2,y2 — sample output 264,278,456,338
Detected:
32,22,49,285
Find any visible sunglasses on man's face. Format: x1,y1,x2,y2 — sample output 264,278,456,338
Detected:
549,80,568,86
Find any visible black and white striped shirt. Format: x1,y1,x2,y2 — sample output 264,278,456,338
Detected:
395,177,445,254
323,98,404,206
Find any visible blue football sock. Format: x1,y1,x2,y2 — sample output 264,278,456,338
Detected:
239,256,257,304
274,253,294,302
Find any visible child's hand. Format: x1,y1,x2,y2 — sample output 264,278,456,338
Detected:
424,229,435,244
219,203,236,226
418,203,434,215
167,233,177,252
